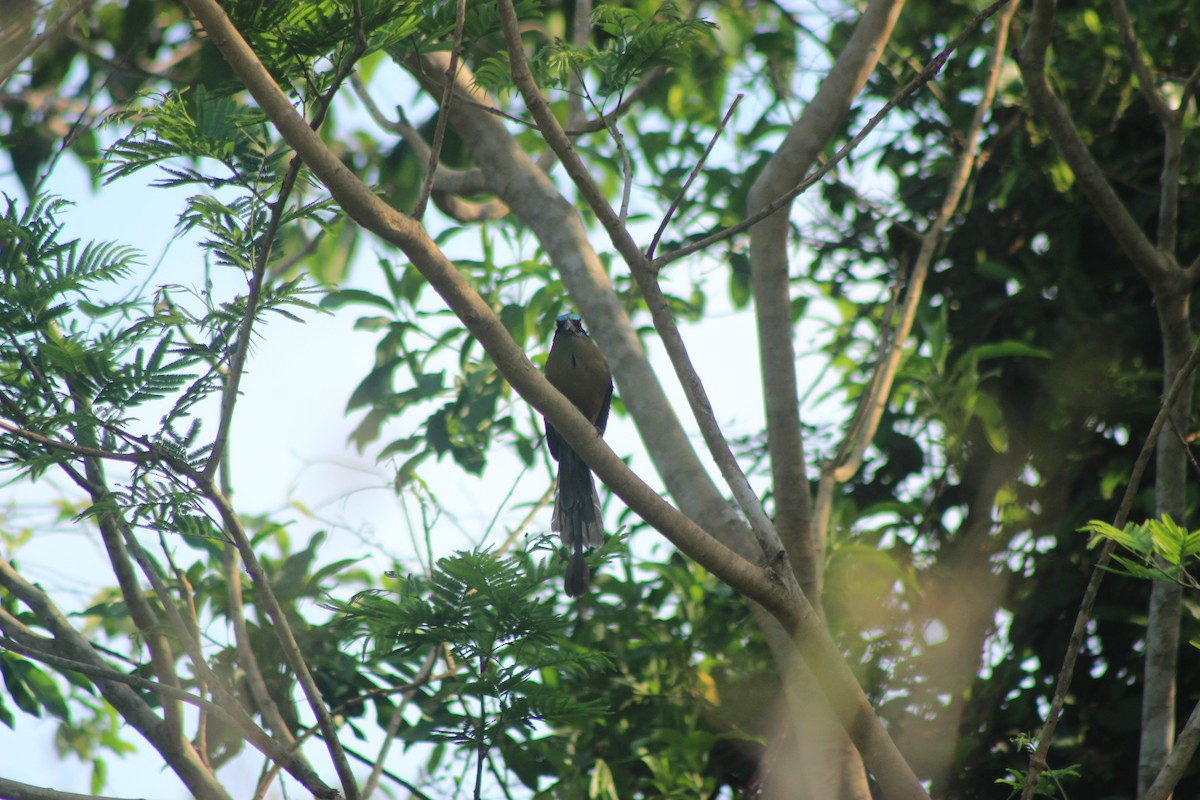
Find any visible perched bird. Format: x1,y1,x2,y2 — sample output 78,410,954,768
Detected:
543,312,613,597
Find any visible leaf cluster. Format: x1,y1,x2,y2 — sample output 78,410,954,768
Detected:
1085,516,1200,589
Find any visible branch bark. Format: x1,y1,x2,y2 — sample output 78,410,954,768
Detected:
0,776,141,800
747,0,904,601
745,1,904,794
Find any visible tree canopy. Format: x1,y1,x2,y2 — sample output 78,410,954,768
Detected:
1,0,1199,799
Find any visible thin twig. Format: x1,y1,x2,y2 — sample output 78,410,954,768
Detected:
204,5,366,481
334,740,439,800
565,67,667,135
223,522,298,749
828,0,1016,486
0,419,156,463
1108,0,1173,123
495,483,554,555
413,0,467,221
1179,63,1200,113
0,634,244,725
205,482,360,800
363,648,440,799
577,76,635,225
352,70,495,202
646,94,743,260
566,0,593,128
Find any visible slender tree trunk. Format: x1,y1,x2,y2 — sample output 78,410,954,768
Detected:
1141,289,1192,798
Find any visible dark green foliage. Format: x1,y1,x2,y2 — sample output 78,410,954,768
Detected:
325,541,773,798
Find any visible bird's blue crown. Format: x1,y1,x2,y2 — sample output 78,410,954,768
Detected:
557,312,581,322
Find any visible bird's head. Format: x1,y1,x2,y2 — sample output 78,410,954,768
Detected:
555,312,587,338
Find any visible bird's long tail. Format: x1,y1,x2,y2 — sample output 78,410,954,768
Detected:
551,446,603,597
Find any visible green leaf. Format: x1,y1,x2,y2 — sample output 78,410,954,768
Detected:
321,288,396,313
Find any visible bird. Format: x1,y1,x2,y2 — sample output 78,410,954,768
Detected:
543,311,613,597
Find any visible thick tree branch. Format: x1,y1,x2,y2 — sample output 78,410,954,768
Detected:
0,776,139,800
491,0,786,568
1144,695,1200,800
748,0,904,603
744,1,903,793
178,2,928,795
1016,0,1182,290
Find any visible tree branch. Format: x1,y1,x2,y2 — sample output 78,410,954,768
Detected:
824,0,1015,488
0,419,156,463
0,557,231,800
654,0,1016,270
647,93,742,260
1107,0,1174,123
176,2,927,795
203,483,359,800
0,0,91,88
204,11,366,482
412,0,466,221
351,72,510,221
363,648,440,799
0,775,141,800
60,381,190,761
491,0,786,567
747,0,904,604
1144,694,1200,800
1016,0,1181,290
